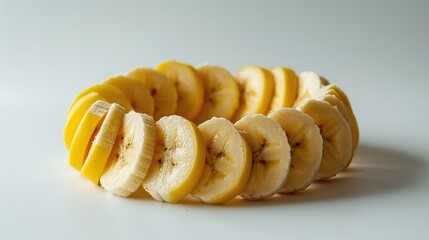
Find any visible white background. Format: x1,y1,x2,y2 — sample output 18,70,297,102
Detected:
1,1,428,239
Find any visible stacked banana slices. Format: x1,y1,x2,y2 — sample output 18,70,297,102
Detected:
64,61,359,204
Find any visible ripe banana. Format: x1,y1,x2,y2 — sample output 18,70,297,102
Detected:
267,66,298,113
68,100,111,170
68,83,133,115
315,94,356,168
297,99,352,180
126,68,178,120
100,111,156,197
293,71,329,107
142,115,205,203
104,76,154,115
235,114,291,200
64,92,106,149
156,61,204,120
192,117,252,204
232,65,274,122
193,65,240,124
80,103,126,184
268,108,323,193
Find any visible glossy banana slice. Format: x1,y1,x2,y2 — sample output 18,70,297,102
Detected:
68,83,133,114
126,68,178,120
142,115,205,203
293,71,329,107
68,100,111,170
64,92,106,149
315,94,356,168
192,117,252,204
317,84,359,158
269,108,323,193
104,76,154,115
156,61,204,120
193,65,240,124
235,114,291,200
298,99,352,180
80,103,126,184
267,66,298,113
100,111,156,197
232,65,274,122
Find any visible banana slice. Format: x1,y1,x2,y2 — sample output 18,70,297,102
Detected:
315,94,356,169
155,61,204,120
126,68,178,120
68,100,111,170
235,114,291,200
100,111,156,197
193,65,240,124
80,103,126,184
267,66,298,113
297,99,352,180
104,76,155,115
232,65,274,122
293,71,329,107
64,92,106,149
317,84,359,157
268,108,323,193
68,83,133,114
142,115,205,203
192,117,252,204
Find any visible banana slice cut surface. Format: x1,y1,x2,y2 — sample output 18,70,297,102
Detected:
126,68,178,120
235,114,291,200
192,117,252,204
293,71,329,107
269,108,323,193
142,115,205,203
298,99,352,180
100,111,156,197
268,66,298,113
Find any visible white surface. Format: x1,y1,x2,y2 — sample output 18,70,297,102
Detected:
1,1,428,239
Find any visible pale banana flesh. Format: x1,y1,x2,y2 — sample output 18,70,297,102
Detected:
100,111,156,197
268,66,298,113
126,68,178,121
298,99,352,180
104,76,154,115
80,103,126,184
192,117,252,204
293,71,329,107
233,65,274,122
235,114,291,200
269,108,323,193
194,65,240,124
142,115,206,203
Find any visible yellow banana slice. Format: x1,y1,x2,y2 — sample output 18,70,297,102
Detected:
64,92,106,149
155,61,204,120
68,100,111,170
193,65,240,124
142,115,205,203
317,84,359,156
315,94,356,169
68,83,133,114
192,117,252,204
232,65,274,122
80,103,126,184
267,66,298,113
104,75,154,115
126,68,178,120
235,114,291,200
298,99,352,180
100,111,156,197
268,108,323,193
293,71,329,107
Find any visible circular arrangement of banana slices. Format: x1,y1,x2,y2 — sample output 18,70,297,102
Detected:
64,61,359,204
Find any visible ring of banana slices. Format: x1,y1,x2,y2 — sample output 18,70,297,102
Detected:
64,61,359,204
